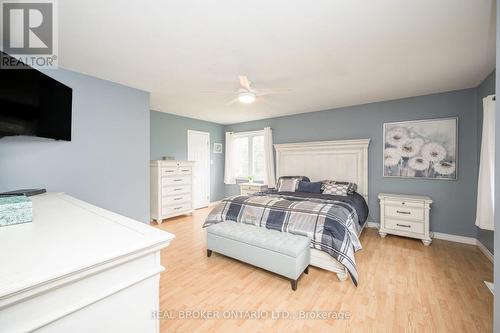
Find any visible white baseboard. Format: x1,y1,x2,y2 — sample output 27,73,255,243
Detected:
365,222,493,262
431,232,477,245
477,240,494,263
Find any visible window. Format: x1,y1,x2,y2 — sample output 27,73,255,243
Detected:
233,131,265,181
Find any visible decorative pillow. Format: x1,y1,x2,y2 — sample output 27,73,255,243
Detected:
297,181,322,193
276,176,310,191
321,180,357,196
277,178,300,192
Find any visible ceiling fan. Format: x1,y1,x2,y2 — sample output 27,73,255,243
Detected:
202,75,290,105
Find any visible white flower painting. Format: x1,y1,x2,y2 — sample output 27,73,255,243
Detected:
383,118,457,180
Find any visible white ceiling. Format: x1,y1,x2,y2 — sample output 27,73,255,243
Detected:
59,0,496,124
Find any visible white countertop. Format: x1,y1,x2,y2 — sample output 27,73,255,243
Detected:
0,193,174,300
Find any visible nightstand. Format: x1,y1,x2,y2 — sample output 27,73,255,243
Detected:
378,193,433,246
239,183,268,196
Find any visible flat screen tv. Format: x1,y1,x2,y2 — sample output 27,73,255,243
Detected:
0,52,73,141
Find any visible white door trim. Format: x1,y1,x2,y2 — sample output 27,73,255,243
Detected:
187,130,211,209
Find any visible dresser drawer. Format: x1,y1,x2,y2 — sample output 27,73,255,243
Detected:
161,176,191,186
162,194,191,206
385,218,424,234
385,205,424,221
162,185,191,196
161,167,192,176
162,204,191,216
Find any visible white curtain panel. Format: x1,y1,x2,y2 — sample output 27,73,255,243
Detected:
263,127,276,187
475,95,495,230
224,132,236,184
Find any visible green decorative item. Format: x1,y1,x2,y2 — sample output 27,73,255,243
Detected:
0,196,33,227
248,176,254,183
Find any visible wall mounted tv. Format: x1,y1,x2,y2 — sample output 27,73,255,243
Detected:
0,52,73,141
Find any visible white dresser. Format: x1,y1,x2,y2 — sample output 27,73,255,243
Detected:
150,160,195,223
378,193,433,246
239,182,268,196
0,193,174,333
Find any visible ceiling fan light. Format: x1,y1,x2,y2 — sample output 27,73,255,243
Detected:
238,91,256,104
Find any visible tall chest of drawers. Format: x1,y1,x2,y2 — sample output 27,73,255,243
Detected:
378,193,433,246
150,160,195,223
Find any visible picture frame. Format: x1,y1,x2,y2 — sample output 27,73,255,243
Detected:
213,143,223,154
383,117,458,180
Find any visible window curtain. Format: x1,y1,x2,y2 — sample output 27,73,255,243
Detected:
263,127,276,187
475,95,495,231
224,132,236,184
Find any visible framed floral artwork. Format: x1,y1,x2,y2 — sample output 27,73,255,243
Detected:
383,117,458,180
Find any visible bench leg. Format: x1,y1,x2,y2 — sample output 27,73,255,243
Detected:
304,266,309,274
207,249,212,257
291,279,297,291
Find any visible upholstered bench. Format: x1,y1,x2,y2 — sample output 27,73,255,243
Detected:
206,221,310,290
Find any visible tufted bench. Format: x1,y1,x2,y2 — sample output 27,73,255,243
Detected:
206,221,310,290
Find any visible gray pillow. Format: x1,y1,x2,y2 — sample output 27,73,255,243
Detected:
277,178,300,192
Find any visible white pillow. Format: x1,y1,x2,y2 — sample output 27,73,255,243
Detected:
277,178,299,192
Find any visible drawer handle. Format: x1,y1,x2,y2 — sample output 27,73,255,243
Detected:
396,210,411,215
174,197,182,201
165,170,174,173
174,207,182,210
181,169,190,172
173,179,183,182
396,223,411,228
173,188,182,191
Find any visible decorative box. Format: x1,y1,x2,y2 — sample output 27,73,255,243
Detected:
0,195,33,227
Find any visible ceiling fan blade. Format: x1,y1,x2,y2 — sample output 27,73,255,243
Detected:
239,75,251,90
255,89,292,96
226,98,240,106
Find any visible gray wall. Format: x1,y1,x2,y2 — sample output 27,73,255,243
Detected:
0,69,150,223
150,111,226,202
476,71,496,254
225,89,480,238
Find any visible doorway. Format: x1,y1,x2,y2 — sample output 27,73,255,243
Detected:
187,130,211,209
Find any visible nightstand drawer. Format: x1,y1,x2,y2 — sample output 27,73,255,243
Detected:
385,218,424,234
241,190,255,196
385,205,424,221
385,199,424,209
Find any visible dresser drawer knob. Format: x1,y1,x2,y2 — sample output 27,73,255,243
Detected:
396,223,411,228
396,210,411,215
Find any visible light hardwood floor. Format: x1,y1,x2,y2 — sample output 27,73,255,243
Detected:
154,207,493,333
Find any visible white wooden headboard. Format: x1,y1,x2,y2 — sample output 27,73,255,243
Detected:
274,139,371,200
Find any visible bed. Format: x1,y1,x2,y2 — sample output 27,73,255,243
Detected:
206,139,371,283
